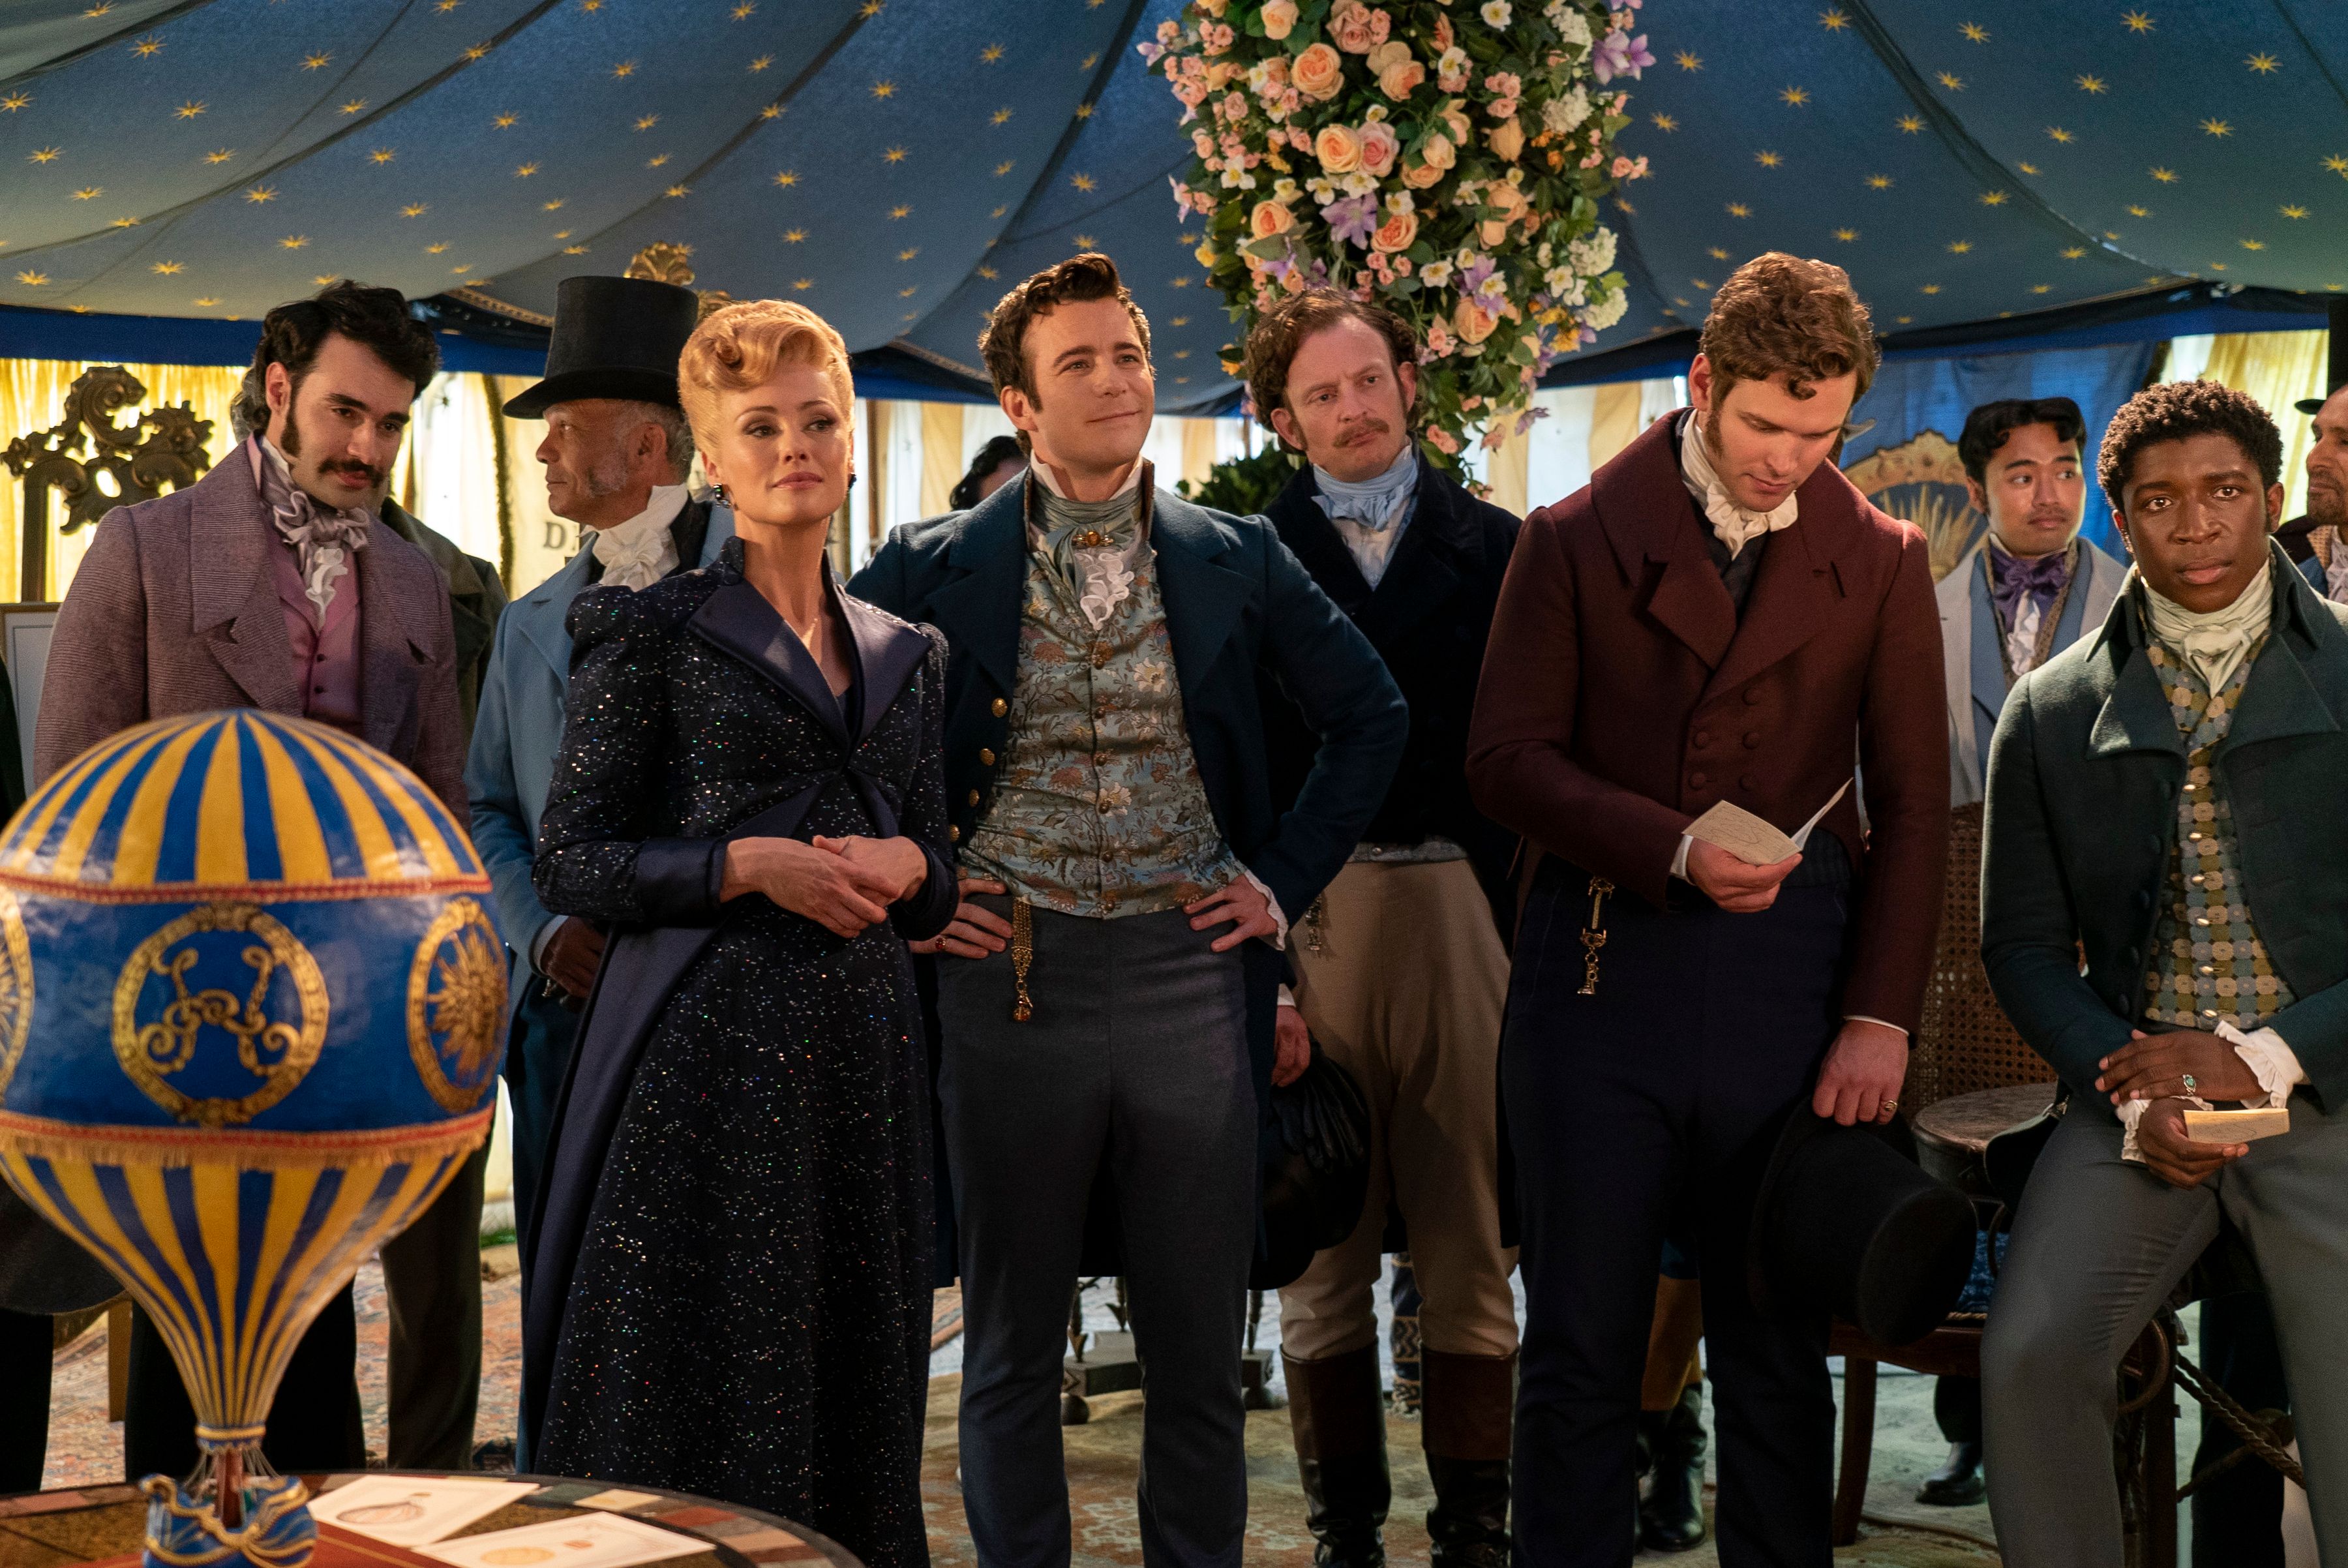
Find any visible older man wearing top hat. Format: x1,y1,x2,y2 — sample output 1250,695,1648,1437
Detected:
468,276,730,1356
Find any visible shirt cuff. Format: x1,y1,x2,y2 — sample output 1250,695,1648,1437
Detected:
1278,984,1297,1009
1843,1015,1910,1040
1242,868,1288,951
2118,1089,2215,1164
1670,832,1694,882
529,914,567,973
2216,1021,2305,1109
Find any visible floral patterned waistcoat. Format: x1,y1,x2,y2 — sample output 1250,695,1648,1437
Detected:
959,533,1248,919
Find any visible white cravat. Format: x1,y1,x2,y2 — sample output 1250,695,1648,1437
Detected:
589,483,689,591
2138,558,2272,697
2325,536,2348,605
1679,410,1799,558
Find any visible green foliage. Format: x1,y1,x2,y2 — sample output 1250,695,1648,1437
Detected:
1177,445,1306,515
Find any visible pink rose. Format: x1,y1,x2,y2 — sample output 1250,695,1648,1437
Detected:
1314,122,1364,173
1292,42,1345,101
1425,424,1461,453
1173,76,1209,107
1203,21,1235,54
1357,119,1400,175
1371,210,1418,252
1329,1,1382,53
1260,0,1299,37
1434,14,1455,50
1250,199,1296,239
1454,296,1499,344
1192,128,1214,157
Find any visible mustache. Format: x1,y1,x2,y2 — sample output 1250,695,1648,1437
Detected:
1337,419,1391,444
316,459,385,487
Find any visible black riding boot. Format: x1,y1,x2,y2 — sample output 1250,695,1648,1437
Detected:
1286,1346,1389,1568
1422,1347,1514,1568
1638,1381,1708,1552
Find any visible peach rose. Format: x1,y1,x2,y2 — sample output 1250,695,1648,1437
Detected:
1250,199,1296,239
1329,1,1386,53
1260,0,1299,38
1314,123,1364,174
1370,44,1425,100
1371,210,1418,253
1357,119,1400,176
1402,158,1445,188
1433,13,1455,51
1293,42,1346,101
1439,100,1472,143
1421,131,1457,171
1488,115,1525,161
1454,295,1499,344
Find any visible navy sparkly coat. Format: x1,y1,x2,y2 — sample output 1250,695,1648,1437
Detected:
520,539,954,1568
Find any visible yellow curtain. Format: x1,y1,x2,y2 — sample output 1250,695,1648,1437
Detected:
1588,381,1645,474
2197,330,2328,520
494,374,577,597
0,360,247,603
920,402,964,517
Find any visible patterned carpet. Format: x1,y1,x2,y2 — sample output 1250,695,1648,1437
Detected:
36,1261,1998,1565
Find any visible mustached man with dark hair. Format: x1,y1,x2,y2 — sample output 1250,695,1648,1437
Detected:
35,279,466,1478
852,254,1406,1568
1241,288,1522,1568
1467,253,1949,1565
1980,379,2348,1565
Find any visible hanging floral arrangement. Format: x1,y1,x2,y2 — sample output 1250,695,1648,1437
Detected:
1145,0,1649,465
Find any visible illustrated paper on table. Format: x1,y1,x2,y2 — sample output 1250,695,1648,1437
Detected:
418,1513,708,1568
1685,781,1852,867
2184,1106,2291,1144
320,1477,540,1546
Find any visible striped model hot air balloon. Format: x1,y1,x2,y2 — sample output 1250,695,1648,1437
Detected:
0,710,505,1568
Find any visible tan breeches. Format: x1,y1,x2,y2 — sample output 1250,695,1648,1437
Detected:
1276,858,1520,1362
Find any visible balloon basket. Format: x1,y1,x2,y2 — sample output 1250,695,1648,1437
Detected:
140,1443,315,1568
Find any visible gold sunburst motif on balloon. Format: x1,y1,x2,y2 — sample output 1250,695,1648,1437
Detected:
406,898,505,1113
0,888,32,1100
1842,430,1987,581
110,903,327,1127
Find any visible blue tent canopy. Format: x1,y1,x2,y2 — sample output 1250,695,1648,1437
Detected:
0,1,2336,408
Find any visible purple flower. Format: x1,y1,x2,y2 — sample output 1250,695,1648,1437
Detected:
1137,40,1165,65
1321,192,1380,249
1592,30,1653,83
1459,255,1498,295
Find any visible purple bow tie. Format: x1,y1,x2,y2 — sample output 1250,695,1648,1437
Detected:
1989,545,2071,628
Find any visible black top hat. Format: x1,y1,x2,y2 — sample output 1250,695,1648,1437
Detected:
501,275,702,419
1747,1107,1978,1347
2294,297,2348,415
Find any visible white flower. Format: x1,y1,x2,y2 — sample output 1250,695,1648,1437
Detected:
1537,241,1555,265
1543,84,1592,134
1546,2,1591,48
1306,175,1339,202
1581,288,1627,330
1437,45,1470,78
1385,190,1416,215
1340,170,1379,195
1568,224,1616,275
1481,1,1513,25
1544,265,1573,294
1421,258,1455,287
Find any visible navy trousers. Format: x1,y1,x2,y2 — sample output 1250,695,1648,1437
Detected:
1505,851,1853,1568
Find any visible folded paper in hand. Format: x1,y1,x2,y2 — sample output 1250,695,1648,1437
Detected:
2183,1106,2290,1143
1685,781,1852,867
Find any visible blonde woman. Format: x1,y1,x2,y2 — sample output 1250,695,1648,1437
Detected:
522,299,952,1567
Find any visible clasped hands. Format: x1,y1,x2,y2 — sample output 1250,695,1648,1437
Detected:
2097,1027,2261,1189
721,834,928,939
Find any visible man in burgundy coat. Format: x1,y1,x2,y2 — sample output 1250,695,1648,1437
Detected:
1466,254,1949,1565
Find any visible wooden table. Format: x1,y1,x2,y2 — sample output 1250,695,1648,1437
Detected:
0,1473,861,1568
1912,1079,2058,1195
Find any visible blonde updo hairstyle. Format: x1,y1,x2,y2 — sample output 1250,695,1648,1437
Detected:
677,298,856,459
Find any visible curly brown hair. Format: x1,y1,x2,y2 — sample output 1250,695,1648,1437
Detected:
2096,378,2283,513
1241,290,1418,449
978,253,1152,412
1699,252,1880,405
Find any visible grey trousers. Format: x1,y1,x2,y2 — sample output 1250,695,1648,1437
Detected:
937,901,1258,1568
1982,1102,2348,1566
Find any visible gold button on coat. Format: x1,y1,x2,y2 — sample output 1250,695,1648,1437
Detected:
979,748,996,766
967,789,982,806
991,697,1008,717
948,825,961,843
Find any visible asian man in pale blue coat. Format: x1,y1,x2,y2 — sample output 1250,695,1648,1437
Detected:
465,277,729,1315
1919,397,2122,1508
